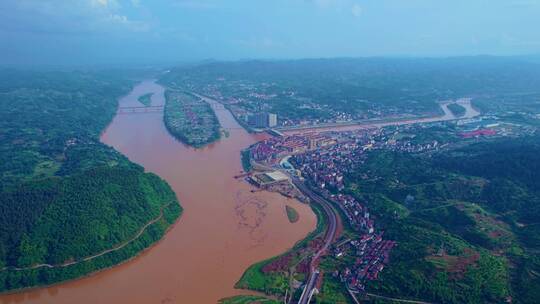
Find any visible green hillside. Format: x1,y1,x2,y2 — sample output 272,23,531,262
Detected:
347,137,540,303
0,70,182,292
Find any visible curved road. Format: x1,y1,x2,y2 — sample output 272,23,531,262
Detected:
1,202,174,272
293,179,338,304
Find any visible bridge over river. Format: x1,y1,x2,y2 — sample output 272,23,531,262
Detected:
117,105,164,114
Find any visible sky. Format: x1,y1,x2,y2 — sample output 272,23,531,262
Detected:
1,0,540,65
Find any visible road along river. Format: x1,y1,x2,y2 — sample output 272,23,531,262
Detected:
0,80,316,304
282,98,480,135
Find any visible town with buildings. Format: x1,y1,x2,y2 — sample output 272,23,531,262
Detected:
247,128,399,294
241,111,539,299
167,76,418,131
160,63,540,303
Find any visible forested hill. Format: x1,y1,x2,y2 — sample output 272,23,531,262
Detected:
347,136,540,303
0,70,182,292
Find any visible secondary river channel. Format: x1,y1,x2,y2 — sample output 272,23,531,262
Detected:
0,80,317,304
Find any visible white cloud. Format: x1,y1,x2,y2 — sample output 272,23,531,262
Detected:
1,0,148,34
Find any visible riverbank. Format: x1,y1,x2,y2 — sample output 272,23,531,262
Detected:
233,202,328,300
0,202,182,296
1,202,179,272
0,73,184,297
0,80,316,304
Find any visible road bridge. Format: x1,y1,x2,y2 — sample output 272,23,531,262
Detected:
117,106,164,114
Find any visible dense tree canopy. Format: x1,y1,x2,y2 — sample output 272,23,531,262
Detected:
0,70,181,292
348,136,540,303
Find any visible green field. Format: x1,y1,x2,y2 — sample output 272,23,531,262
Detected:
315,275,351,304
234,256,290,296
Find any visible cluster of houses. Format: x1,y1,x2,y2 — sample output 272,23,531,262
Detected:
247,130,402,294
245,118,536,295
249,133,340,164
290,140,365,192
247,124,491,294
337,235,396,292
287,138,398,292
331,194,374,233
384,136,443,153
250,135,305,164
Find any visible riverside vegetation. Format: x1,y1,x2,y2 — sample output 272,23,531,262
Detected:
285,205,299,223
137,92,153,106
0,70,182,292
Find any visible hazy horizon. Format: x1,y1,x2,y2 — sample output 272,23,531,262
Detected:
2,0,540,66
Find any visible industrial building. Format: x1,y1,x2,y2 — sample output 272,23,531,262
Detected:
250,171,289,187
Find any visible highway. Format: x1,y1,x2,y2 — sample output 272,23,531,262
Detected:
293,178,339,304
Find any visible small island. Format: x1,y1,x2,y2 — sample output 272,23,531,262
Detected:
163,90,221,148
137,93,153,106
285,205,299,223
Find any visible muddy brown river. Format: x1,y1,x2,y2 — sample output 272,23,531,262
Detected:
0,80,316,304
